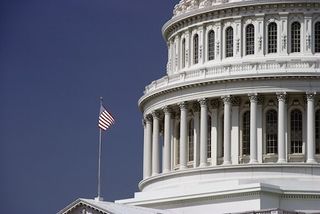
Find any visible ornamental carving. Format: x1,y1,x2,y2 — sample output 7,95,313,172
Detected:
248,94,258,103
276,92,287,103
221,95,232,104
162,106,173,114
306,92,316,102
198,98,207,106
152,111,161,120
179,101,188,110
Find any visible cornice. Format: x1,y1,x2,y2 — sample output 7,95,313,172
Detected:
162,0,320,40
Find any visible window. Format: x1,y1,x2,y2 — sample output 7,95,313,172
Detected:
182,38,186,68
315,22,320,53
226,27,234,58
316,110,320,154
246,24,255,55
208,115,212,158
188,119,194,161
193,34,199,64
242,111,250,156
266,109,278,154
208,30,215,60
291,22,301,53
268,22,277,53
290,109,303,154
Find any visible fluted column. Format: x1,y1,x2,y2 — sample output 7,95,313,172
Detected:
179,102,188,170
163,107,172,172
144,115,152,179
222,96,232,165
277,92,287,163
152,111,160,175
199,98,208,167
249,94,258,164
210,100,219,166
307,92,316,163
193,103,200,168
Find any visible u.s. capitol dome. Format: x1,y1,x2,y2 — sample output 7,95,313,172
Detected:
117,0,320,213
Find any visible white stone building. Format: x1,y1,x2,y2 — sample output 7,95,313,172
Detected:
59,0,320,213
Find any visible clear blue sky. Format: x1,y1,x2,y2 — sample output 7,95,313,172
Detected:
0,0,177,213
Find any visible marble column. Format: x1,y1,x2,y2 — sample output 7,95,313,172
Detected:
306,92,316,163
193,103,200,168
144,115,152,178
210,99,219,166
249,94,258,164
152,111,160,175
163,107,172,172
179,102,188,170
199,98,208,167
222,96,232,165
277,92,287,163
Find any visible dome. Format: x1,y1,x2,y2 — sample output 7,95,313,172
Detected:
117,0,320,213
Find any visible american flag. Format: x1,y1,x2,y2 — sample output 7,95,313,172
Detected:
98,105,115,131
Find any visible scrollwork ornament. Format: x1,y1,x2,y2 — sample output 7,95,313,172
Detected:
276,92,287,103
178,101,188,110
152,111,161,120
248,93,258,103
198,98,207,106
145,114,153,123
221,95,232,104
162,106,172,114
306,92,316,102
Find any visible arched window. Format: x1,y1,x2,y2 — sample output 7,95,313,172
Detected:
182,38,186,68
242,111,250,156
315,22,320,53
207,115,212,158
268,22,277,53
291,22,301,53
193,34,199,64
225,27,234,58
290,109,303,154
246,24,255,55
266,109,278,154
208,30,215,60
188,119,194,161
316,110,320,154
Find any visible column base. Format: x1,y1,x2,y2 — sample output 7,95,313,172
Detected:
162,169,170,173
199,162,208,168
223,161,231,165
151,172,159,176
307,159,317,164
249,159,258,164
277,159,287,164
179,165,188,170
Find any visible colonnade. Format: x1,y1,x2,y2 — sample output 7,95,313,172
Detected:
142,92,318,179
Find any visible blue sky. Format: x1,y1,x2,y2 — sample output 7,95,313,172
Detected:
0,0,177,213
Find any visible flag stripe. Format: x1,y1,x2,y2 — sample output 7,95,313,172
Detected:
98,105,115,131
100,113,113,124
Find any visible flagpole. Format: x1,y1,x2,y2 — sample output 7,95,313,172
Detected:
96,97,103,201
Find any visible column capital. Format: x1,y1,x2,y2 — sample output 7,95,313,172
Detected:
221,95,232,104
248,93,258,103
198,98,207,106
276,92,287,102
306,91,316,101
162,106,172,114
152,111,161,120
142,119,146,126
145,114,153,123
178,101,188,110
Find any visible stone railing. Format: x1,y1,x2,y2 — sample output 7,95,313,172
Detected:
144,61,320,95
